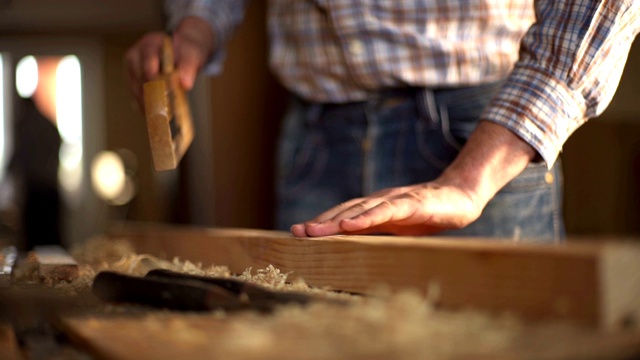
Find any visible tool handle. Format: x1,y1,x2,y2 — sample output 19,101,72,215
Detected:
161,35,174,74
92,271,240,311
145,269,344,308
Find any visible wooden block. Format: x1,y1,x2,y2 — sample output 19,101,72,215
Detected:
33,245,78,283
0,322,24,360
109,223,640,330
0,246,18,287
143,35,194,171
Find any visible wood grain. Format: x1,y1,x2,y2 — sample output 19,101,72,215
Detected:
108,223,640,330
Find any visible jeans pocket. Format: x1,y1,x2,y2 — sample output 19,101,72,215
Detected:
277,104,329,199
414,82,505,171
414,92,460,170
442,81,505,148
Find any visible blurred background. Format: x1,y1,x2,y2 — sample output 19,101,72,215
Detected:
0,1,638,250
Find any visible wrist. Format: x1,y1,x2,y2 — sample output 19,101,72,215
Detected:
435,121,536,208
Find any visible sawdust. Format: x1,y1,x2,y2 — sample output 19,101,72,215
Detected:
211,292,523,360
100,291,523,360
65,235,336,297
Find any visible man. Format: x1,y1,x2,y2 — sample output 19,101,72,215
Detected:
126,0,639,242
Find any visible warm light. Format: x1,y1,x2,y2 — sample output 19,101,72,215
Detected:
91,150,137,206
91,151,126,201
16,56,38,99
55,55,83,196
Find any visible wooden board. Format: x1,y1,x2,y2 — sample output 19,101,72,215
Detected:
107,223,640,330
34,245,79,282
59,313,640,360
0,322,23,360
143,36,194,171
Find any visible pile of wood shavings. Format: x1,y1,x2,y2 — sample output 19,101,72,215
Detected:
117,290,523,360
65,236,312,295
62,235,232,291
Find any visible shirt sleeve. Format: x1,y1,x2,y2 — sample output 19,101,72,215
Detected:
482,0,640,168
164,0,251,75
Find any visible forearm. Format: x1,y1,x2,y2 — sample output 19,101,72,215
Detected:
485,0,640,167
436,121,536,209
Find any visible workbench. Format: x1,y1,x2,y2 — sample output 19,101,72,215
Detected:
1,223,640,359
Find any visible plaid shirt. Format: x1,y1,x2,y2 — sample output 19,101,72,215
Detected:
167,0,640,167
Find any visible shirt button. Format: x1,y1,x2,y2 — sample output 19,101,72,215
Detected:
349,40,365,55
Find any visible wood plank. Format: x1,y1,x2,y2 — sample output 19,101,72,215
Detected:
33,245,79,283
0,322,24,360
107,223,640,330
59,313,640,360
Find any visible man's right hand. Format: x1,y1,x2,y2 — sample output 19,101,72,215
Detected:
124,16,215,108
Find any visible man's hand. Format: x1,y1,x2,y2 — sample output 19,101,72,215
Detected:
124,16,214,108
290,121,537,237
290,182,483,237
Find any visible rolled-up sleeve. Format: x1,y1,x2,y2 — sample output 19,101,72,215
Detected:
164,0,251,74
483,0,640,168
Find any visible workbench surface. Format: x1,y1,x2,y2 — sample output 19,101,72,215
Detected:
2,225,640,359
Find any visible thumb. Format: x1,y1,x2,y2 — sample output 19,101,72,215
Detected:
173,36,202,90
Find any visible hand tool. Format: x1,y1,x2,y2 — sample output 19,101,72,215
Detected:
145,269,319,309
143,35,194,171
92,269,345,312
92,271,241,311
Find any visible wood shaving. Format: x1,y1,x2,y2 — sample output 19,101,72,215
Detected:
211,292,523,360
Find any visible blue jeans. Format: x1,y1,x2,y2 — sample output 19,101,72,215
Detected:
276,82,565,243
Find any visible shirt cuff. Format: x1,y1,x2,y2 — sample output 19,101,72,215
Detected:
165,1,235,75
482,63,588,169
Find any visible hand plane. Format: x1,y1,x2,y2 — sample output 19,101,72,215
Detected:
143,35,194,171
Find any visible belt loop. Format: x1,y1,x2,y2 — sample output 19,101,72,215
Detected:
416,88,440,128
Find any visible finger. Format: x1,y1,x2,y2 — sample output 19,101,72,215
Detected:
177,56,199,90
340,223,443,236
140,42,161,82
294,196,431,237
290,224,308,237
340,197,423,233
309,197,370,223
290,198,383,237
174,40,205,90
311,187,408,224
